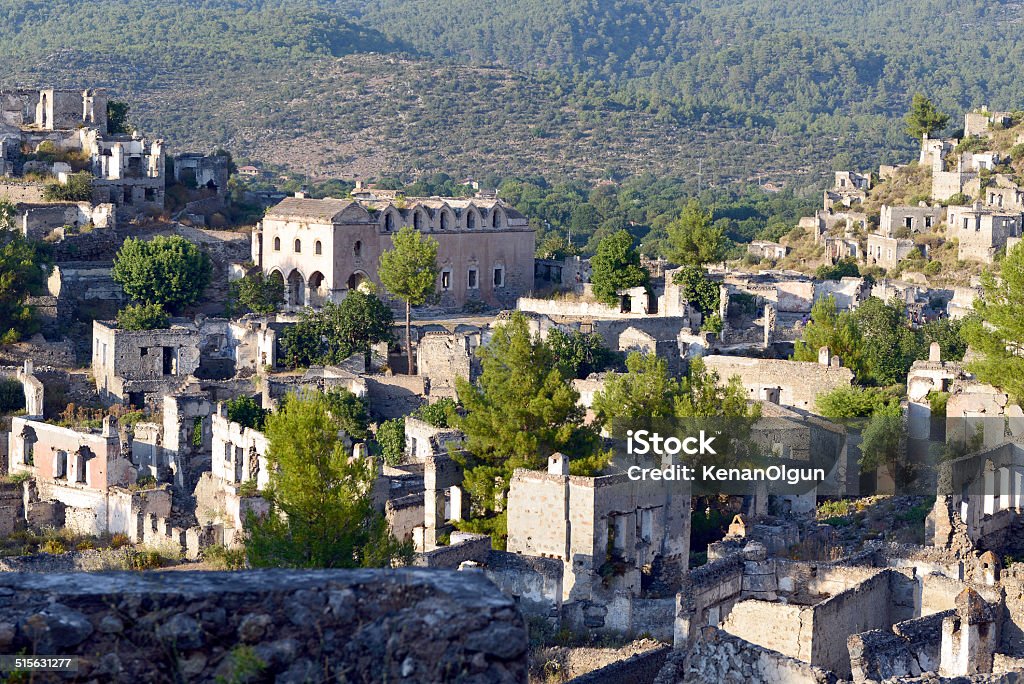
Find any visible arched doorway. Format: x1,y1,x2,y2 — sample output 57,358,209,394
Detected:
347,271,368,291
308,271,326,307
287,270,305,307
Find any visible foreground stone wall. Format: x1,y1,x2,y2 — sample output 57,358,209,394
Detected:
0,568,528,683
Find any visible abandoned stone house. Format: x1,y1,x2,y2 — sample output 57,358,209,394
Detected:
878,203,944,236
0,88,165,213
506,453,690,608
701,348,855,411
947,203,1023,263
15,201,116,240
171,152,229,194
252,192,535,311
746,240,787,260
865,232,920,270
92,318,244,405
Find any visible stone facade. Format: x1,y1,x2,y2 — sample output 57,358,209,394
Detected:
506,454,690,604
701,351,855,411
253,192,535,310
948,203,1023,263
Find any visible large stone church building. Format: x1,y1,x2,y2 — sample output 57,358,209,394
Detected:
252,187,535,310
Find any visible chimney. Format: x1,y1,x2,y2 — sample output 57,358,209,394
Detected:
929,342,942,363
818,346,831,366
294,191,305,199
548,452,569,477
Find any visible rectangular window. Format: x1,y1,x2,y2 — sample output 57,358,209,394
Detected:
925,217,933,229
441,270,451,290
905,217,913,229
493,267,504,288
468,268,478,289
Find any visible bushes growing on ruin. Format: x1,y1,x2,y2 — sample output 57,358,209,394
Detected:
589,229,648,305
116,303,169,330
224,394,268,431
42,172,94,202
376,418,405,466
113,235,212,312
227,270,285,316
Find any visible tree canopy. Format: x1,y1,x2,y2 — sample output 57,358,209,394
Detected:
964,244,1024,403
904,94,950,140
229,271,284,316
666,199,726,267
112,235,211,313
116,303,169,331
245,392,409,568
454,312,606,542
589,229,648,305
0,216,45,343
378,225,438,374
280,290,394,368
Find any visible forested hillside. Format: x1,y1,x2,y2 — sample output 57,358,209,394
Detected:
1,0,1022,189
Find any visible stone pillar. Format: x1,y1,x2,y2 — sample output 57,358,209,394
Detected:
763,304,776,348
741,541,776,600
449,485,463,522
940,588,996,676
818,346,831,366
930,342,942,363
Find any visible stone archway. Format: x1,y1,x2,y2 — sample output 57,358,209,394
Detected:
287,269,305,307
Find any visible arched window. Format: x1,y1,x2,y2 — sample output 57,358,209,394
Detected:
294,239,301,253
440,211,451,230
315,240,322,255
354,241,362,257
384,212,395,232
493,209,504,228
414,210,424,231
273,236,281,251
466,211,477,230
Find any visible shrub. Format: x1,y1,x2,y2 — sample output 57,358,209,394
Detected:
42,172,93,202
413,397,459,428
376,418,405,466
224,395,268,431
128,550,163,570
204,544,247,570
39,539,67,555
0,377,25,414
109,533,131,549
116,303,169,330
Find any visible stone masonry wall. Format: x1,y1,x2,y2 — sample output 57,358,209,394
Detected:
0,568,528,683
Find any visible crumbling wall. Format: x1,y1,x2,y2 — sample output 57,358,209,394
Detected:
483,550,563,619
365,374,426,419
0,482,24,536
414,533,492,568
721,599,805,659
0,568,528,682
657,626,837,684
848,610,951,682
567,645,670,684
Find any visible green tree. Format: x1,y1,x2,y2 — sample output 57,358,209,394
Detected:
116,303,168,331
245,392,409,568
546,329,618,379
376,418,405,466
964,244,1024,402
0,220,45,343
920,317,967,362
378,226,438,374
592,351,679,426
324,388,370,440
850,297,920,386
816,258,860,281
413,397,459,428
666,199,726,267
904,94,950,140
224,395,268,430
793,296,867,383
674,265,720,330
859,400,907,484
112,235,211,312
589,229,649,305
42,172,93,202
106,100,133,134
279,291,394,368
454,312,603,542
815,385,901,419
229,271,284,315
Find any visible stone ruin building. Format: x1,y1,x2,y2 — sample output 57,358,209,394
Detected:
252,187,535,311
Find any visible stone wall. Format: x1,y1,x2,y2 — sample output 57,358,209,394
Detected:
0,181,47,203
847,610,951,682
656,627,838,684
365,374,427,419
566,645,670,684
483,550,563,619
0,481,24,536
701,355,854,410
414,533,492,568
0,568,528,683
